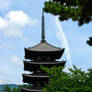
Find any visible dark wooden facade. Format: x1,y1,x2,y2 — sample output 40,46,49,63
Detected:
21,12,66,92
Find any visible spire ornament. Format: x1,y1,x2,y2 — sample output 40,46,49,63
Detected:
41,11,46,43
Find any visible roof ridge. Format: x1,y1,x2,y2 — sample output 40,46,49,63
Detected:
27,42,62,51
46,42,61,49
28,42,41,49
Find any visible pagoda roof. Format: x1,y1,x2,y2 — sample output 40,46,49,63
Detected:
21,88,42,92
23,74,49,84
24,60,66,64
24,61,66,71
23,74,50,78
27,42,62,52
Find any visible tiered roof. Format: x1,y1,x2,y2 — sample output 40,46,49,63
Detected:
22,11,66,92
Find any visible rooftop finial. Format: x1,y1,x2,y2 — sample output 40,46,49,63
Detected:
41,11,46,43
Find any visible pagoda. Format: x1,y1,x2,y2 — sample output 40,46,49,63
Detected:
21,12,66,92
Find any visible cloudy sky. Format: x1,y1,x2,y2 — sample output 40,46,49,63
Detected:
0,0,92,84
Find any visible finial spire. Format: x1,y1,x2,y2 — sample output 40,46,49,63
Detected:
41,11,46,43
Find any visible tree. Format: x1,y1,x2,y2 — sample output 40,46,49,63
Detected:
43,0,92,46
2,85,31,92
43,0,92,26
41,66,71,92
2,85,11,92
41,65,92,92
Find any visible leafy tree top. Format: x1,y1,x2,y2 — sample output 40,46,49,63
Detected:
43,0,92,26
41,65,92,92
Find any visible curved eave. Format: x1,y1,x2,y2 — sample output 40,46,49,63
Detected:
21,88,42,92
24,61,66,72
25,48,65,59
23,74,50,84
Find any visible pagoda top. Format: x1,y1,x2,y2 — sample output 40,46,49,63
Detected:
24,11,65,59
27,11,63,52
41,11,46,43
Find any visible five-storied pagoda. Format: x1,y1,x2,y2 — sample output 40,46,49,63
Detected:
21,12,66,92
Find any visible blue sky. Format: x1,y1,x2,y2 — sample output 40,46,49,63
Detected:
0,0,92,84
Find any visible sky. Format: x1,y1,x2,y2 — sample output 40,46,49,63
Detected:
0,0,92,84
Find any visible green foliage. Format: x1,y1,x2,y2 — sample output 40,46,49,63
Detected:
2,85,32,92
43,0,92,46
2,85,11,92
41,65,92,92
3,66,92,92
43,0,92,26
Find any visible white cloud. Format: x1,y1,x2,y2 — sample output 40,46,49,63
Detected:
6,11,29,26
5,10,38,26
0,0,12,11
0,10,39,40
0,17,6,29
11,56,23,66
